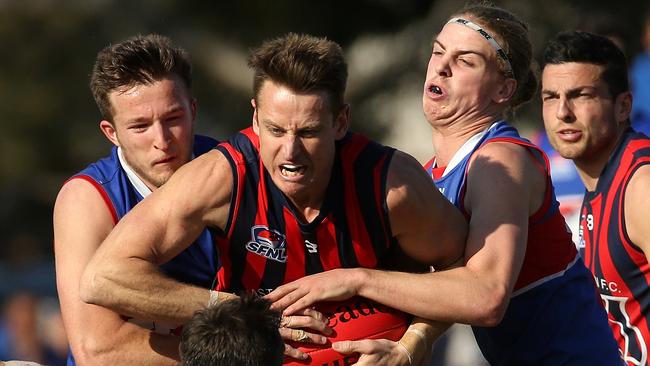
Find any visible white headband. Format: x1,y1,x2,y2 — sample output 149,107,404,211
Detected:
447,17,514,78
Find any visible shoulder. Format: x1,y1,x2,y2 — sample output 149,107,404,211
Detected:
386,150,437,213
624,164,650,254
469,140,535,176
54,176,116,238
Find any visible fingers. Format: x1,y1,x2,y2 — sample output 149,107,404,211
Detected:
289,308,332,335
284,343,308,361
265,283,294,303
332,340,376,355
279,327,327,344
269,288,312,313
282,293,317,315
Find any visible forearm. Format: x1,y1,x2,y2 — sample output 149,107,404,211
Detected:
81,257,211,324
355,268,505,325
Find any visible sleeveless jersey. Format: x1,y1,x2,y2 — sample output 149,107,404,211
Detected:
424,121,621,365
66,135,219,366
579,128,650,366
213,128,397,295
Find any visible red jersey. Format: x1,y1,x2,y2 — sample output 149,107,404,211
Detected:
580,129,650,365
213,128,400,295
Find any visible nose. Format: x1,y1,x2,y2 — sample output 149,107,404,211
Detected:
556,97,576,123
282,134,303,160
432,55,451,78
152,122,172,151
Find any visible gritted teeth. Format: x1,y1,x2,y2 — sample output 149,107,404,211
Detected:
280,164,305,176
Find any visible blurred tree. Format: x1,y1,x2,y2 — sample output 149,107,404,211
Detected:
0,0,647,266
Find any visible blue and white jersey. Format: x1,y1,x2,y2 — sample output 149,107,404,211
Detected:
424,121,621,365
66,134,219,365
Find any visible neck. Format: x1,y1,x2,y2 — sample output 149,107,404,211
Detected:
431,114,500,167
288,196,323,223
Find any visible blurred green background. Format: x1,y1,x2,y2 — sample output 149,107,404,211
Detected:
0,0,647,294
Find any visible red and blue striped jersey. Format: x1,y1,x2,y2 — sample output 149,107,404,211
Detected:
213,128,397,295
579,128,650,366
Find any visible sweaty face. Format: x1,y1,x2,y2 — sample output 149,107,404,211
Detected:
107,75,195,190
541,63,627,167
253,81,348,210
422,20,508,126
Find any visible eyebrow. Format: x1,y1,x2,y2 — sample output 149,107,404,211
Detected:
541,86,597,97
126,105,186,123
433,40,487,60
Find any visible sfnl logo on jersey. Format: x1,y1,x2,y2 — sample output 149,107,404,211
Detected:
246,225,287,263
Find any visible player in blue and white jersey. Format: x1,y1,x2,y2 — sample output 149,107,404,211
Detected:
53,34,219,365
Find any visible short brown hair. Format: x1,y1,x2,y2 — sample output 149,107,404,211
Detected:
180,294,283,366
89,34,192,120
247,33,348,113
452,2,537,110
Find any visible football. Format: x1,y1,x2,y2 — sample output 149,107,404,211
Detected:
283,296,411,366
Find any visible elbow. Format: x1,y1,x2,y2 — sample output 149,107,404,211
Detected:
470,287,509,327
72,337,117,366
79,267,106,306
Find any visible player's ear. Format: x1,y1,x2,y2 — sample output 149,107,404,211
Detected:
492,78,517,104
190,98,197,122
334,104,350,140
251,98,260,135
615,91,633,125
99,120,120,146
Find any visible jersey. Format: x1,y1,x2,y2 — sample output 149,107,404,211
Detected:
579,128,650,366
424,121,621,365
531,130,585,246
213,127,397,295
65,134,219,366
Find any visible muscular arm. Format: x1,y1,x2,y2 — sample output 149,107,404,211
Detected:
54,179,179,365
79,150,234,324
624,164,650,259
356,142,542,325
386,150,467,267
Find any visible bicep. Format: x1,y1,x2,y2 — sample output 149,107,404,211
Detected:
386,151,467,267
53,179,125,350
98,152,232,265
462,144,541,291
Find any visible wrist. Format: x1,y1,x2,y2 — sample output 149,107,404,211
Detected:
352,268,371,298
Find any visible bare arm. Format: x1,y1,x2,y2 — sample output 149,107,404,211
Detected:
54,178,179,365
386,151,467,267
356,142,541,325
79,150,234,324
624,164,650,259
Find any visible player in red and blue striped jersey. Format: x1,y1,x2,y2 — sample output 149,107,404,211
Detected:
542,30,650,366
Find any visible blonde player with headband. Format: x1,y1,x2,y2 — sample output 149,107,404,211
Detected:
269,3,622,365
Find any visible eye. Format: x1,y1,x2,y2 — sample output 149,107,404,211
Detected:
165,114,184,125
299,129,319,138
268,127,283,136
128,124,148,132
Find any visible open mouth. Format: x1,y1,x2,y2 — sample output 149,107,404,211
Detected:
429,85,443,95
557,129,582,142
280,164,306,177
